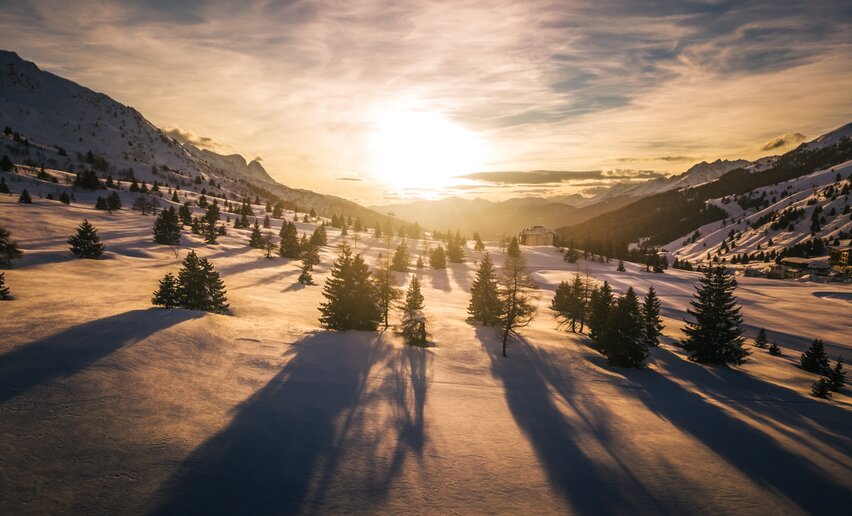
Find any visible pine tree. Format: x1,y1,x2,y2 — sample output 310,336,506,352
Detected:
151,272,180,308
551,274,588,333
298,262,314,285
153,207,181,246
0,225,23,266
447,231,465,263
800,339,829,373
468,252,502,326
107,191,122,212
587,282,614,352
768,341,782,356
278,221,301,258
617,259,625,272
249,220,264,248
201,204,220,244
429,246,446,269
59,191,71,204
263,214,271,228
0,272,10,300
607,287,648,368
0,177,10,193
399,276,429,346
506,236,520,258
179,202,193,226
416,256,424,269
392,240,410,272
811,377,832,398
68,219,105,258
175,251,229,313
375,251,402,328
753,328,769,349
640,286,664,347
681,267,748,365
0,155,12,172
318,245,381,331
497,250,537,357
827,357,846,391
473,232,485,252
301,243,320,270
310,224,327,246
18,189,32,204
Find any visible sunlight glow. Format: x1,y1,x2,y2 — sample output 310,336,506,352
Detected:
367,110,491,190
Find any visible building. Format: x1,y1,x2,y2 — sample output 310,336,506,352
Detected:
520,226,555,246
829,239,852,276
775,257,832,279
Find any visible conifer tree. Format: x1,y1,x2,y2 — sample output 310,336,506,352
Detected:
279,221,301,258
68,218,104,258
506,236,521,258
272,202,283,219
468,252,502,326
0,225,23,267
0,155,12,172
0,272,10,300
811,377,832,398
310,224,328,246
399,276,429,346
800,339,829,373
827,357,846,391
768,341,782,356
301,242,321,270
201,204,220,244
18,189,32,204
587,281,614,351
153,206,181,245
391,240,410,271
497,250,537,357
416,256,424,269
640,286,664,347
318,245,381,331
174,251,228,313
681,267,748,364
179,202,193,226
753,328,769,349
473,232,485,252
617,259,625,272
0,177,10,194
298,261,314,285
172,191,180,203
607,287,648,368
429,246,447,269
59,191,71,204
375,251,402,328
447,231,466,263
151,272,180,308
249,220,265,248
107,191,122,212
263,214,271,228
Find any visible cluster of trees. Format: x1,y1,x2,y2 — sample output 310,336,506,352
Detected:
800,339,846,398
152,251,228,313
0,225,23,299
95,192,122,212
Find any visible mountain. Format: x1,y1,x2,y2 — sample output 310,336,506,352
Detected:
0,50,394,226
556,124,852,257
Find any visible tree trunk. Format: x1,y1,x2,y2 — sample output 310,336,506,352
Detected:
501,323,511,357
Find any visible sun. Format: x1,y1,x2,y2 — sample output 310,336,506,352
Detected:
367,110,490,191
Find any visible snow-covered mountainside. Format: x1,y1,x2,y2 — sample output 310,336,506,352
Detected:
666,160,852,267
0,50,389,225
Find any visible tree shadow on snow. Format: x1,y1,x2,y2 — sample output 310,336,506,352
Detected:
475,327,664,515
0,308,202,404
148,333,431,514
632,347,852,513
430,269,451,292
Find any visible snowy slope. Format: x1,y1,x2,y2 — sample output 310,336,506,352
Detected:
666,160,852,267
1,180,850,514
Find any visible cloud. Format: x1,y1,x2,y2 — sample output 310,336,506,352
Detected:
761,132,808,151
616,156,696,163
335,177,363,182
163,126,223,151
461,168,665,185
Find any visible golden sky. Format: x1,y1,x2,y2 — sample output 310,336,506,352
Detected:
1,0,851,204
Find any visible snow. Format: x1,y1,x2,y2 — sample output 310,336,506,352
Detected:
1,181,851,514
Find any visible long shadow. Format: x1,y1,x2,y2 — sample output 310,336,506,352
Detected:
634,348,852,513
148,332,393,515
477,328,656,515
0,309,202,404
430,269,451,292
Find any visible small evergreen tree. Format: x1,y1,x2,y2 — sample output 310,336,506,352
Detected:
392,240,410,271
59,191,71,204
497,250,537,357
249,220,265,248
468,252,502,326
473,232,485,252
107,191,122,212
587,282,614,351
768,341,782,356
446,231,465,263
429,246,447,269
753,328,769,349
0,177,10,194
68,219,104,258
800,339,829,373
18,189,32,204
506,236,520,258
398,276,429,346
375,251,402,328
607,287,648,368
0,155,12,172
640,286,664,347
298,262,314,285
617,259,625,272
151,272,180,308
178,202,193,226
175,251,229,313
310,224,327,246
0,272,10,300
416,256,424,269
811,377,832,398
318,245,381,331
279,221,301,258
153,206,181,245
681,267,748,365
827,357,846,391
0,225,24,267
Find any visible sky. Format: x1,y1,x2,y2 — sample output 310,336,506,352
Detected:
1,0,851,205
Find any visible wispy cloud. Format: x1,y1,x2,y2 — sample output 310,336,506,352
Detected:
0,0,849,202
761,132,808,151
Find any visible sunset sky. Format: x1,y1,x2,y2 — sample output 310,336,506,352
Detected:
1,0,851,203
